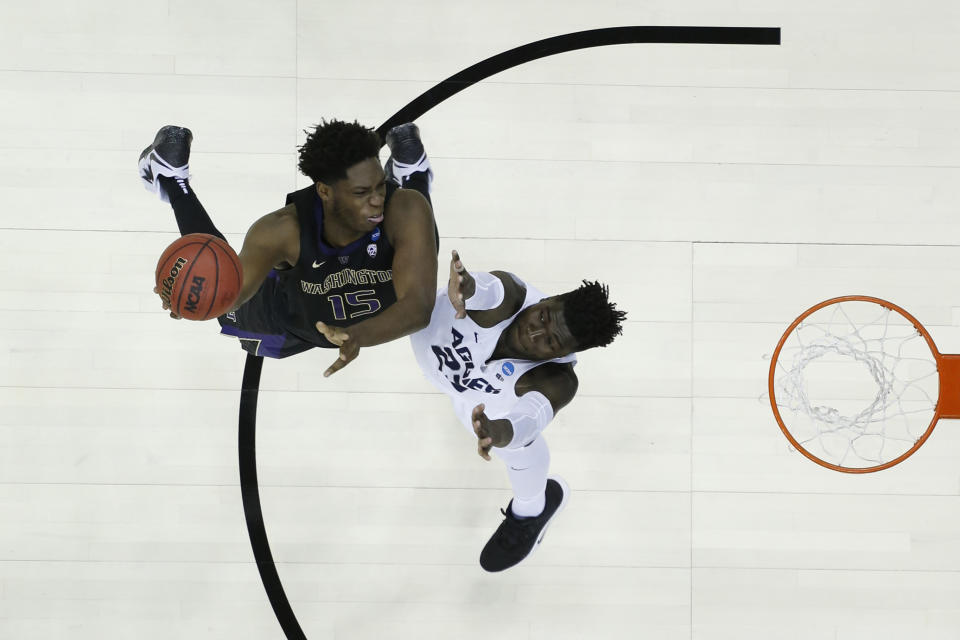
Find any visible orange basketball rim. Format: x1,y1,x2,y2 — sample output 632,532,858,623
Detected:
768,295,958,473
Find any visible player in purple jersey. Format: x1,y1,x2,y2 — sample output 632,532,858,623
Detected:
139,120,437,375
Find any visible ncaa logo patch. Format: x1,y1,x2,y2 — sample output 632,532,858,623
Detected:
501,362,515,376
338,256,349,264
371,228,381,242
367,244,378,258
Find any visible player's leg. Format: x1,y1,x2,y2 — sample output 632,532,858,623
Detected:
139,126,304,356
498,436,551,517
384,122,439,249
384,123,433,204
138,125,226,240
479,436,569,572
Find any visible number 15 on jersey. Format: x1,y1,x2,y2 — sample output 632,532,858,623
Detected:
328,289,381,320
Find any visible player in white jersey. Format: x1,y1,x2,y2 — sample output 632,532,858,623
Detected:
410,251,626,572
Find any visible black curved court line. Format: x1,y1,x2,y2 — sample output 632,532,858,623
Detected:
375,25,779,138
239,24,781,640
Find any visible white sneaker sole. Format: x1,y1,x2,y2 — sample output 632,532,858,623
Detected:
138,151,189,202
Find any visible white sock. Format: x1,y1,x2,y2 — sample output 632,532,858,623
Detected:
391,155,433,191
493,435,550,518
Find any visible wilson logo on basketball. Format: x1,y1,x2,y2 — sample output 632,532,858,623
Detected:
183,276,206,313
158,257,188,305
154,233,242,321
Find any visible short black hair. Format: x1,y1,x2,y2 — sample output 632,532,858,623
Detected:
297,119,381,184
558,280,626,350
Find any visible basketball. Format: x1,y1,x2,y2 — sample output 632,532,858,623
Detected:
154,233,243,321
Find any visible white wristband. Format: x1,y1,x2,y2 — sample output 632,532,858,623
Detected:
505,391,555,448
464,271,505,311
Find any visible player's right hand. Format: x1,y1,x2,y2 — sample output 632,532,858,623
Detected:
447,249,475,319
315,321,360,377
152,285,182,319
471,403,513,461
472,403,494,460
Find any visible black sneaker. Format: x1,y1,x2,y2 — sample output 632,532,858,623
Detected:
479,476,569,572
384,122,433,187
138,125,193,203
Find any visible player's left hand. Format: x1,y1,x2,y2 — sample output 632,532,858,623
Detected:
316,321,360,377
448,250,475,319
152,285,182,319
471,403,513,461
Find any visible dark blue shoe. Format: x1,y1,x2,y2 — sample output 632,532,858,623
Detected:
479,476,569,572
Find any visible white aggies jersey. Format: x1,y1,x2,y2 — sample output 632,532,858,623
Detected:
410,273,577,432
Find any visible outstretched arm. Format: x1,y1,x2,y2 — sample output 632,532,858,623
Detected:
316,189,438,376
154,204,300,318
447,250,525,328
351,189,438,345
231,206,300,311
472,363,579,460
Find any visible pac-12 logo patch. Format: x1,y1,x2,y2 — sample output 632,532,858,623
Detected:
501,362,515,376
367,243,377,258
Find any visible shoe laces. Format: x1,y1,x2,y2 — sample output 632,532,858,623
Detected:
497,508,540,548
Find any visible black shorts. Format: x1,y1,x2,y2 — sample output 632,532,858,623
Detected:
217,274,320,359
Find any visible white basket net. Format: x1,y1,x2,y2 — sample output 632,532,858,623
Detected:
771,300,939,470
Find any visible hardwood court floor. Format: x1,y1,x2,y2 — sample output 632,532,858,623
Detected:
2,2,960,639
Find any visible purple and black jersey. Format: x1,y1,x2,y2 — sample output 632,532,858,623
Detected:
218,184,401,358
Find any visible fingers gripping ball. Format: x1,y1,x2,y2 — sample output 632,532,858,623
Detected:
155,233,242,320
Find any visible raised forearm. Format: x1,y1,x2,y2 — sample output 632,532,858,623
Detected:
347,291,433,348
462,271,506,311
